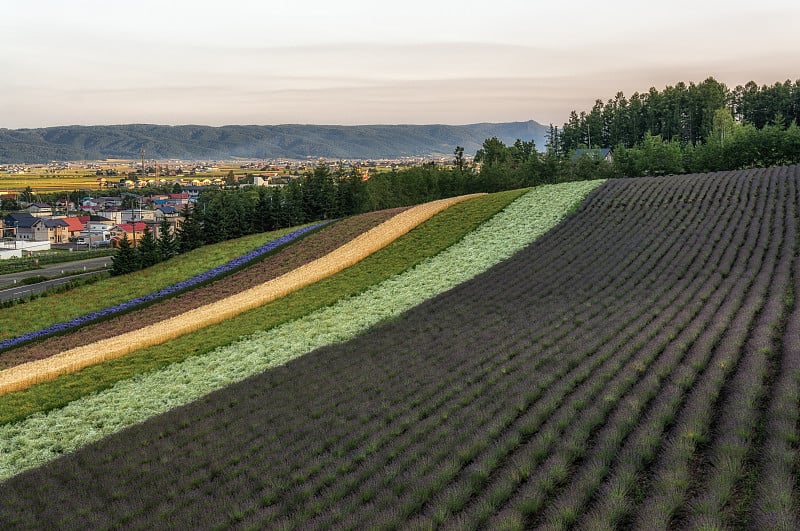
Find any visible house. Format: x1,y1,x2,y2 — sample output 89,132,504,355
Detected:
95,209,124,224
26,203,53,217
54,198,76,213
78,215,114,245
40,218,69,243
61,217,86,239
181,186,204,202
0,193,19,209
85,215,114,232
167,193,190,207
121,208,156,223
153,206,183,237
254,176,289,187
3,212,39,240
0,239,51,259
154,206,180,222
109,222,149,247
97,197,124,209
144,194,169,207
81,197,99,211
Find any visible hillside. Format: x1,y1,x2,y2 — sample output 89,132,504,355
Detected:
0,168,798,528
0,121,548,163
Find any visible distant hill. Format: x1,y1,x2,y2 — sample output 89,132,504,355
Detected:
0,121,548,163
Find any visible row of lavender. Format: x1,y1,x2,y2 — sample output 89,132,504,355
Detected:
0,221,331,352
0,168,797,528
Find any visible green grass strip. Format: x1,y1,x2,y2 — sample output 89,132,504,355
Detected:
0,226,308,340
0,181,603,481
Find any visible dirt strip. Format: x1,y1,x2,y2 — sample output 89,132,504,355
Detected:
0,208,406,370
0,195,481,395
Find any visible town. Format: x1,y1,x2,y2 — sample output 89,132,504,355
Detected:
0,156,460,260
1,193,186,259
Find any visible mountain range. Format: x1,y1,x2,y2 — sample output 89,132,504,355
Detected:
0,121,549,163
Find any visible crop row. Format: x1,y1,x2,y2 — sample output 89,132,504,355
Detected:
0,195,480,395
477,172,752,528
3,169,795,529
0,225,315,341
0,189,523,426
0,174,700,528
0,181,601,483
0,222,332,352
568,170,785,528
0,207,405,370
528,171,752,524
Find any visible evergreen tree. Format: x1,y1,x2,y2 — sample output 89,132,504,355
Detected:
111,234,138,276
284,179,305,226
137,225,161,268
254,187,277,232
199,192,225,244
303,163,336,220
157,218,178,260
335,169,368,216
453,146,465,173
220,191,253,239
177,205,203,253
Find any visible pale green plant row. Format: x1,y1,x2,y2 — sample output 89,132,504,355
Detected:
0,180,604,481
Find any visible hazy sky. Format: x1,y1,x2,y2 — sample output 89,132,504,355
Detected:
1,0,798,129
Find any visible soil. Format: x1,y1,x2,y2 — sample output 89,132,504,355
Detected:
0,208,408,370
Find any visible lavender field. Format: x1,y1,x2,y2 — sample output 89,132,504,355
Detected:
1,167,798,529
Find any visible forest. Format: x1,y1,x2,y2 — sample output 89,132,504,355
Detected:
469,77,800,184
553,77,800,176
559,77,800,149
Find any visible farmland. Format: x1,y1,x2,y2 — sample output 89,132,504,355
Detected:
0,171,100,193
0,168,798,528
0,194,478,395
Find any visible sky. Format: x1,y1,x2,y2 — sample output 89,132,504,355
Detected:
1,0,799,129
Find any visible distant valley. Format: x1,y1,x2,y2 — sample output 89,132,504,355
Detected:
0,121,548,163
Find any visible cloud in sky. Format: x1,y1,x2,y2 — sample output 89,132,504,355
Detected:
1,0,798,128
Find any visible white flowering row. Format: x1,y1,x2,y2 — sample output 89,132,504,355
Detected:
0,181,603,480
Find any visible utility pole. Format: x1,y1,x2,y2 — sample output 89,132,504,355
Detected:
587,123,591,151
132,196,138,249
141,144,145,181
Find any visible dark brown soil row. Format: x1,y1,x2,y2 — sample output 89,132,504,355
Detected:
0,208,407,370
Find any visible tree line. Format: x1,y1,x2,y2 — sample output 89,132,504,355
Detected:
475,76,800,182
111,162,504,275
557,77,800,152
473,116,800,184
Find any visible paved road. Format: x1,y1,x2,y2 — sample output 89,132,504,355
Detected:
0,256,112,291
0,271,109,304
0,256,112,288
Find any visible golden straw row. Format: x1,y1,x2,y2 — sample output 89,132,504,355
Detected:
0,194,483,396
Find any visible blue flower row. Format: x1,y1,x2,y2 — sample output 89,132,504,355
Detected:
0,221,332,352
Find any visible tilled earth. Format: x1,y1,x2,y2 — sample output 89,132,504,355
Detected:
0,208,407,370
